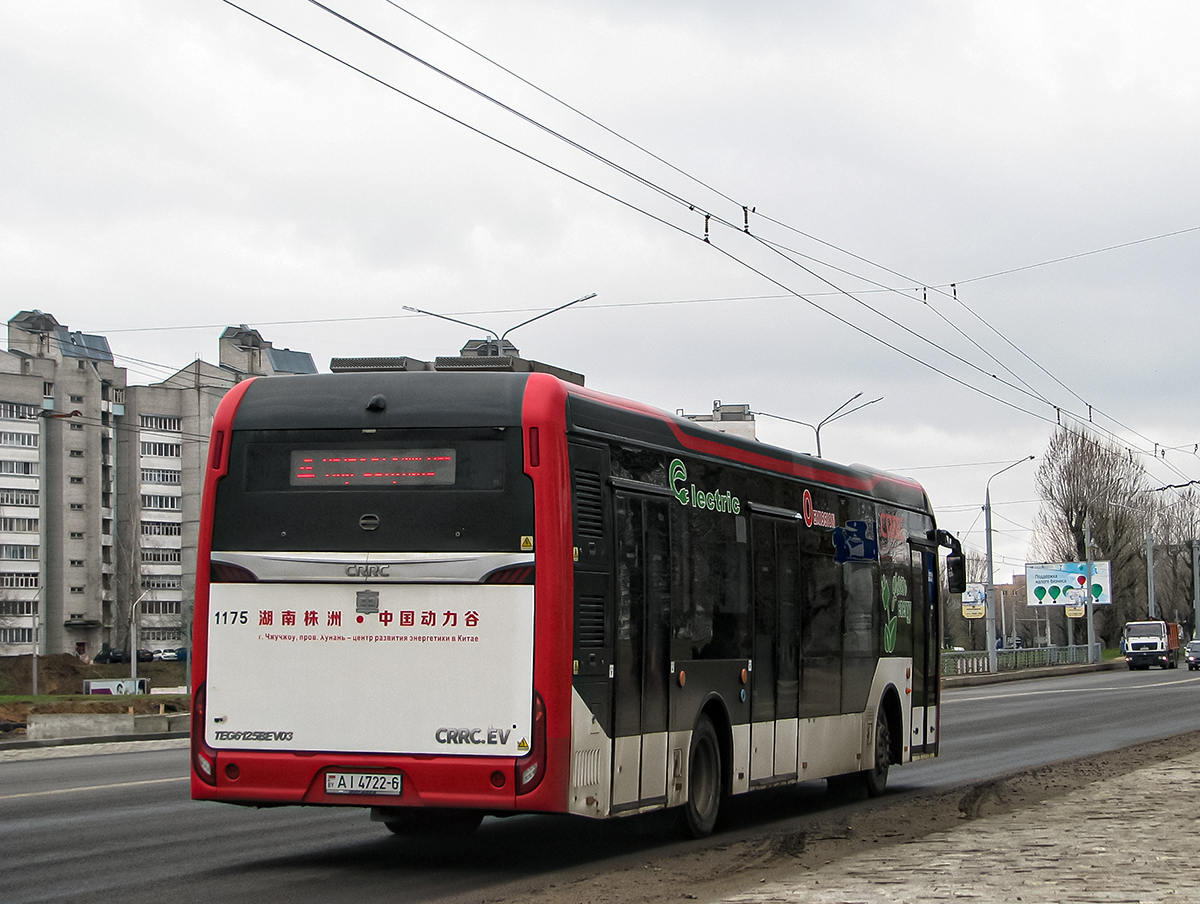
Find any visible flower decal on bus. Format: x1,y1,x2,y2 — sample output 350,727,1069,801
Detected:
881,572,912,654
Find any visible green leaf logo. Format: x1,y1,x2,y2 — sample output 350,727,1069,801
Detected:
669,459,688,506
884,617,898,653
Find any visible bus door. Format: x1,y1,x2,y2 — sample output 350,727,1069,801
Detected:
749,513,801,783
611,491,672,810
908,541,939,755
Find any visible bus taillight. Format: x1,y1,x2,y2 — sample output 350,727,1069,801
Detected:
483,564,535,584
192,682,218,786
210,562,259,583
515,690,546,795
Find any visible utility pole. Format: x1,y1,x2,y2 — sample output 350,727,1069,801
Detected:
985,456,1035,672
1085,513,1096,663
1147,531,1157,619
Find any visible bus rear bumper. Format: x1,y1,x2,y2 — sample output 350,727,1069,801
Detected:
191,749,532,811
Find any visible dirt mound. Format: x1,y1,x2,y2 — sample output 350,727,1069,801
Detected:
0,653,188,696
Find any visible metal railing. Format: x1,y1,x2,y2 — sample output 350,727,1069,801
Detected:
942,644,1104,676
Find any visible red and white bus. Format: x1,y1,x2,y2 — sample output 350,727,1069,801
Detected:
191,371,964,837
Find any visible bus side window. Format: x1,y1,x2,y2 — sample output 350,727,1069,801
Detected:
800,551,843,718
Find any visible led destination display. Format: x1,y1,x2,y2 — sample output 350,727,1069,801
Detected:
290,449,456,487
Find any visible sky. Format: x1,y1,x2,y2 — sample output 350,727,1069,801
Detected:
4,1,1200,580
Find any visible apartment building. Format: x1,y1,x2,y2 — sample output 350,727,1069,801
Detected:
0,310,126,657
0,312,315,659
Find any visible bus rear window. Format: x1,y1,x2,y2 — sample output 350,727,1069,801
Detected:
214,427,530,552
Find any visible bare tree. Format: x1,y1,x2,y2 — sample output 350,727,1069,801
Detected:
1148,489,1200,638
941,550,988,652
1031,425,1153,646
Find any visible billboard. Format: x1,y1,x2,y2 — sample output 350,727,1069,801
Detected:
1024,561,1111,607
961,583,986,619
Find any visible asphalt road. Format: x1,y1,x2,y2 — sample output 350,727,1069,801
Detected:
5,667,1200,904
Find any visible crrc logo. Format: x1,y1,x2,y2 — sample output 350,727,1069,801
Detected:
435,727,513,745
346,564,390,578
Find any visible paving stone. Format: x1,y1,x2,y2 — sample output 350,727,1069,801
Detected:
719,751,1200,904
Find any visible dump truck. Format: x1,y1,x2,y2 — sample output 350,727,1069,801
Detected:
1124,620,1180,670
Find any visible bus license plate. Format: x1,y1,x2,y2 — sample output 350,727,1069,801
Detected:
325,772,403,795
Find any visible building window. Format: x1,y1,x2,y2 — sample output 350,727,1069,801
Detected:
0,518,38,533
0,574,39,589
0,432,38,448
141,598,182,613
139,415,182,432
0,460,38,476
141,521,182,536
43,382,53,397
140,441,182,457
0,490,38,506
142,627,183,642
69,586,85,594
69,449,84,458
0,627,34,644
141,469,181,485
70,422,84,430
70,394,84,403
141,576,182,590
69,531,84,539
0,402,40,420
141,548,182,563
69,503,84,511
70,476,84,485
141,495,180,511
0,545,38,560
70,559,84,567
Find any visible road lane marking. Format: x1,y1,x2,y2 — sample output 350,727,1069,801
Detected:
946,674,1199,703
0,775,189,801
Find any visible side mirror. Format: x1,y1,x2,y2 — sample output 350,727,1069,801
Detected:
945,553,966,595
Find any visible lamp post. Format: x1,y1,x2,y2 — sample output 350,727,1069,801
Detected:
985,455,1035,673
753,392,883,458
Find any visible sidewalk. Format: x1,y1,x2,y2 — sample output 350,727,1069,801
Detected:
719,748,1198,904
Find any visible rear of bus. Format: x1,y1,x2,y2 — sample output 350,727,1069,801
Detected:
190,372,569,825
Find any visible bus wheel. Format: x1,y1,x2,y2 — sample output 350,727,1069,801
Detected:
381,809,483,836
863,711,891,798
683,716,722,839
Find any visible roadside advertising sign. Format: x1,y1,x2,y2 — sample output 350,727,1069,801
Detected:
961,583,986,619
1024,561,1111,615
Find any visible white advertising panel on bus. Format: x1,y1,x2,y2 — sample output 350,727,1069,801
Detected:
205,583,534,756
1024,561,1111,606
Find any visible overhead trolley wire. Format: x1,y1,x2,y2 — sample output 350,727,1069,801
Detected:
368,0,1200,481
218,0,1198,487
224,0,1056,420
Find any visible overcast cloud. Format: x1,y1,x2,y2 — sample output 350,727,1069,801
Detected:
4,1,1200,575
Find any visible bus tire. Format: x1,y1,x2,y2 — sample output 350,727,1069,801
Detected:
863,710,891,798
381,809,483,836
683,716,722,839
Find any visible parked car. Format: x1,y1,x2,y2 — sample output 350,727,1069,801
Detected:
1186,641,1200,671
153,648,178,661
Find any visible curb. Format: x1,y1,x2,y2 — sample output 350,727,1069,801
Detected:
942,658,1126,688
0,730,189,751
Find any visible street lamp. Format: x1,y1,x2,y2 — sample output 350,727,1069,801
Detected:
985,455,1035,673
754,391,883,458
